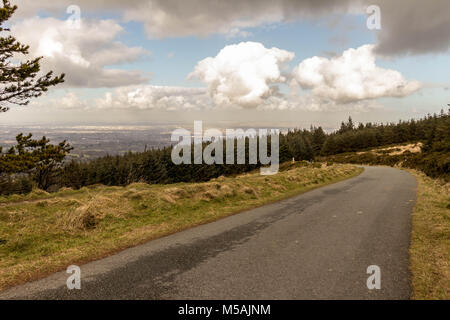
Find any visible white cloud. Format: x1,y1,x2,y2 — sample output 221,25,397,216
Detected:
12,17,150,88
189,42,294,108
96,85,211,111
57,92,90,110
291,44,421,103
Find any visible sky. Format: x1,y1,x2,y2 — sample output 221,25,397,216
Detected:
1,0,450,129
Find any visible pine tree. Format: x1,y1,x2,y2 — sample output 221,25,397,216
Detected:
0,1,64,113
0,1,68,192
312,126,326,153
133,151,168,184
0,134,73,190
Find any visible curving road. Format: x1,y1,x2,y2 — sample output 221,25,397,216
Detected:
0,166,417,300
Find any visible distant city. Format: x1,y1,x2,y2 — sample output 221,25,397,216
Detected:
0,124,175,160
0,122,310,160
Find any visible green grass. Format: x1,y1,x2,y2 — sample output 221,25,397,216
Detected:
0,163,362,291
408,169,449,300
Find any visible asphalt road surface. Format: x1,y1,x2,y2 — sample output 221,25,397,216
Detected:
0,166,417,300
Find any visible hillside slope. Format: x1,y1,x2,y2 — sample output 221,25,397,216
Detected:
0,163,361,291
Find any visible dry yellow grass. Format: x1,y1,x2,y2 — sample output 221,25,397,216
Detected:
387,143,423,155
57,195,134,232
408,169,449,300
357,142,423,156
0,163,362,291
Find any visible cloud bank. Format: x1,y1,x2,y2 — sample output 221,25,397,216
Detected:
14,0,450,56
34,42,420,113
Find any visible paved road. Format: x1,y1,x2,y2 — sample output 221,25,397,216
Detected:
0,166,417,300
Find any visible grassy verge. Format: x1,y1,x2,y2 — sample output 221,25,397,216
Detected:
408,169,449,299
0,163,361,291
